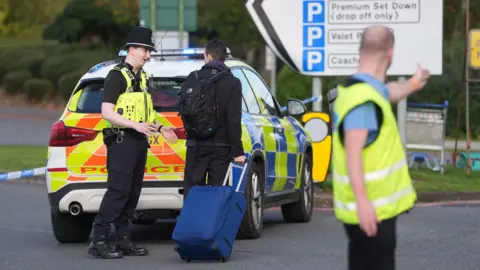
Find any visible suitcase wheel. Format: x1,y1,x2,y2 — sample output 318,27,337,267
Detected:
182,257,191,263
220,256,227,263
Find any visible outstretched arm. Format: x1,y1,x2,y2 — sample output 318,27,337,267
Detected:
387,64,430,103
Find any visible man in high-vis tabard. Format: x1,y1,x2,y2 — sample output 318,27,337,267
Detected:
331,25,430,270
88,26,178,259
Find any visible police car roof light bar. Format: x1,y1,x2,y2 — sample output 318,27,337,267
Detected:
117,47,232,58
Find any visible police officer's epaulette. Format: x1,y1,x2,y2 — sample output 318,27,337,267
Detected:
112,62,126,71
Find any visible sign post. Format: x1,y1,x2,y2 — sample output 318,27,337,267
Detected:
246,0,443,109
139,0,196,50
265,45,277,96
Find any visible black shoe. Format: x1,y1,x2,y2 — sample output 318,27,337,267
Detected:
116,237,148,256
88,240,123,259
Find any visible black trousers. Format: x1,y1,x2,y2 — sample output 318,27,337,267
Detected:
343,216,397,270
93,135,148,240
183,146,231,199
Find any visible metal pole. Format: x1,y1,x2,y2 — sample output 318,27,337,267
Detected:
397,77,407,147
441,105,448,175
271,55,277,97
178,0,184,49
312,77,322,111
465,0,471,177
453,76,464,165
150,0,156,31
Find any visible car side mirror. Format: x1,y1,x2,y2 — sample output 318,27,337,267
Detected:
286,99,306,116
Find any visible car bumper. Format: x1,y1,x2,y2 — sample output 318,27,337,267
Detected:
48,181,184,214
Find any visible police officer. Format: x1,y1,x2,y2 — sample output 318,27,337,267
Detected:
88,26,178,259
331,25,430,270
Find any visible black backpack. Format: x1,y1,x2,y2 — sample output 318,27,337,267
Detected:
177,69,228,139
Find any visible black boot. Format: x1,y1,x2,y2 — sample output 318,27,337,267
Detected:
88,226,123,259
115,223,148,256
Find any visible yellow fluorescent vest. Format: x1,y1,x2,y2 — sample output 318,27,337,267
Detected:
105,65,157,128
332,82,417,225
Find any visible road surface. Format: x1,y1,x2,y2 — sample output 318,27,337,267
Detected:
0,181,479,270
0,106,61,146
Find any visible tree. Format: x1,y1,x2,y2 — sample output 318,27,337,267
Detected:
0,0,67,38
43,0,117,47
42,0,138,49
197,0,264,67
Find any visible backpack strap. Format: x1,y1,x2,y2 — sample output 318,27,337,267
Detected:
206,70,228,118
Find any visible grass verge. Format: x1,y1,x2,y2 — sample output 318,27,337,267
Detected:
0,145,47,172
317,165,480,194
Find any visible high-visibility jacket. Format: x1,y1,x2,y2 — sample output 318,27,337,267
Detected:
331,81,417,225
105,64,157,128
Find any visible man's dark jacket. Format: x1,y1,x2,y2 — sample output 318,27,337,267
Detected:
184,60,244,158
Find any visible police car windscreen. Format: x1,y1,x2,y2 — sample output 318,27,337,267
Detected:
74,78,183,114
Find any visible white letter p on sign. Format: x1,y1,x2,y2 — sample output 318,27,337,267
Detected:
307,51,322,71
307,27,323,46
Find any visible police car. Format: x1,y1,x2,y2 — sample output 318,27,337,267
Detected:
46,48,315,243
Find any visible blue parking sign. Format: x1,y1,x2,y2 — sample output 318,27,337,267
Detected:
303,49,325,72
303,25,325,47
303,0,325,23
302,0,326,74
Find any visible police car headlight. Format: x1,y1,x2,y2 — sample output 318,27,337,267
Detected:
304,118,329,143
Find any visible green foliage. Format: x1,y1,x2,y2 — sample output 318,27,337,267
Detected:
40,48,115,88
0,0,68,39
24,78,54,101
3,70,32,95
0,145,47,172
42,0,134,50
40,55,83,87
43,0,115,44
0,39,116,102
197,0,263,65
58,70,84,101
276,65,345,111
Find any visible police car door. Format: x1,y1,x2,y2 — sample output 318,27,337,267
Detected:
242,68,298,195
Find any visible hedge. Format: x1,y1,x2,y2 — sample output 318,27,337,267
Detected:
0,40,117,102
41,54,83,87
58,70,84,101
24,78,54,102
4,70,33,95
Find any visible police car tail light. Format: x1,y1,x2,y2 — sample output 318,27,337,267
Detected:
49,121,99,147
174,127,186,140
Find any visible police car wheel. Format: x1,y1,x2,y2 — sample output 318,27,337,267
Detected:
281,154,314,223
51,211,94,244
238,161,264,239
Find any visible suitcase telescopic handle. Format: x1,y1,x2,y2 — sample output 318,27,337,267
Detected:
222,162,248,192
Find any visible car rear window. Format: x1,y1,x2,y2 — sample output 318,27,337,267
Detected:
74,77,184,113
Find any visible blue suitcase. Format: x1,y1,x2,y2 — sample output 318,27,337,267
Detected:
172,163,247,263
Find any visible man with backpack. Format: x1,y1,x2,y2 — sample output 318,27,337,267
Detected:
178,39,246,199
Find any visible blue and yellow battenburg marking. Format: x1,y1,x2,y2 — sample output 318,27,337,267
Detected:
229,112,310,193
301,112,332,183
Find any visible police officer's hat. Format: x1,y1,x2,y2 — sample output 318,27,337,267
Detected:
122,26,157,52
